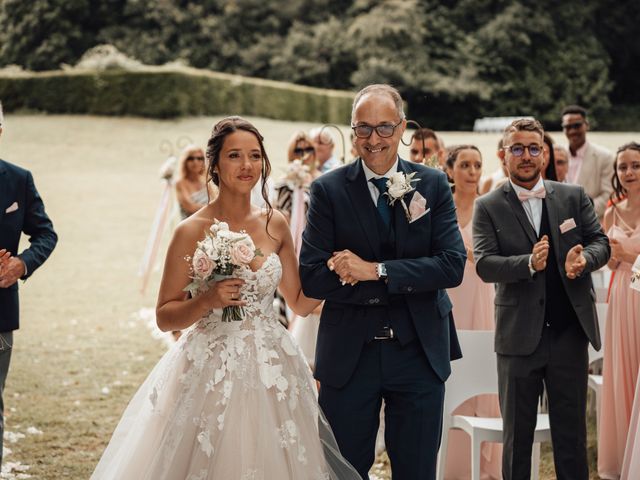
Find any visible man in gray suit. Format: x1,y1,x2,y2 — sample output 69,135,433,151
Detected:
561,104,614,219
472,118,610,479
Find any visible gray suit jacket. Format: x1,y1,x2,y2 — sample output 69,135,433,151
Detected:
575,142,614,218
472,180,610,356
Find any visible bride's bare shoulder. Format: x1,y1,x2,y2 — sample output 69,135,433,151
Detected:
171,211,212,248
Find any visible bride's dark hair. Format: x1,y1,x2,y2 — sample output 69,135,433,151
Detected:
206,116,273,233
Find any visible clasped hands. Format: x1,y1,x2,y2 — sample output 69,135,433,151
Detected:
0,249,25,288
530,235,586,279
327,250,377,287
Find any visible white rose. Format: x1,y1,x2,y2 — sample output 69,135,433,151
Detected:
387,181,407,199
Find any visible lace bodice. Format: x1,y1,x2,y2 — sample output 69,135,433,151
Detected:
192,252,282,331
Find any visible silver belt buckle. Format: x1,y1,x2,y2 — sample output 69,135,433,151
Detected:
374,326,394,340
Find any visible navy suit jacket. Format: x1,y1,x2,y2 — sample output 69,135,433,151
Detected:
0,159,57,331
299,158,466,388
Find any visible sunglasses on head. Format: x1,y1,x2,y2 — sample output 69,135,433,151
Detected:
562,121,584,131
293,147,315,155
187,155,205,161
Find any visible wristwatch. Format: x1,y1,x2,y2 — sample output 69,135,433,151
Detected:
376,263,387,280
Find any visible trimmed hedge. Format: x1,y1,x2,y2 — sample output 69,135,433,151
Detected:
0,67,354,123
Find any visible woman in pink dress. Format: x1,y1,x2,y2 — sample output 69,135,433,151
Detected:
598,142,640,479
444,145,502,479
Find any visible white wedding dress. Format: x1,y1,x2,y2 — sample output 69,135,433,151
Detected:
92,252,359,479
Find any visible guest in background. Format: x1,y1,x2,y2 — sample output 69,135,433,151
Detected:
598,142,640,479
310,127,341,173
408,127,443,167
541,133,558,181
444,145,502,479
561,105,614,218
175,145,213,220
275,131,322,364
479,139,509,194
554,145,569,183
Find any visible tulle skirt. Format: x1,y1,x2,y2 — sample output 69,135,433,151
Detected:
92,318,359,480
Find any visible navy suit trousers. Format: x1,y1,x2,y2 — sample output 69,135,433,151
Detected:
319,338,444,480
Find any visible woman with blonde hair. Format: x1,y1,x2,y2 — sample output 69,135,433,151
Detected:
275,131,322,366
175,145,215,220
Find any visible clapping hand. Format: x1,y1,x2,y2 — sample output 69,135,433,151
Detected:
327,250,376,286
0,250,25,288
531,235,550,271
565,244,587,279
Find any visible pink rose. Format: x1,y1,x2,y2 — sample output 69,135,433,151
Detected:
230,242,255,266
192,249,215,278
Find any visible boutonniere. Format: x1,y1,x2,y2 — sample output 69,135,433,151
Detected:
384,172,420,221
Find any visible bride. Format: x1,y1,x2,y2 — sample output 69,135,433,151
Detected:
92,117,359,480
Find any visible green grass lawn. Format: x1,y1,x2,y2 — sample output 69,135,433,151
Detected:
1,115,635,478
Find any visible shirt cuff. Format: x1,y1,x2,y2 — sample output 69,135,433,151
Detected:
528,254,536,277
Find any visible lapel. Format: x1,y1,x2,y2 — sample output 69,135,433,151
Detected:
543,181,561,255
345,159,382,259
0,160,8,222
576,142,593,186
393,159,412,257
502,181,537,246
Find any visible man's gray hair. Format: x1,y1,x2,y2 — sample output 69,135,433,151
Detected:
309,127,334,146
351,84,405,122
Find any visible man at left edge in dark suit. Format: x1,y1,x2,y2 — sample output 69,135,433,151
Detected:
0,101,58,466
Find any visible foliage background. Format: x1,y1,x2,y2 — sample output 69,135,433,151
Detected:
1,0,639,130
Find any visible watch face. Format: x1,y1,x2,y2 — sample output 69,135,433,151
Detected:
378,263,387,277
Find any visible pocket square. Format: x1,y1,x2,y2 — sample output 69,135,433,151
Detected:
409,192,430,223
5,202,18,214
559,217,577,234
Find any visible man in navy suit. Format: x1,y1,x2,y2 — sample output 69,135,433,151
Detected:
0,102,57,465
300,84,466,479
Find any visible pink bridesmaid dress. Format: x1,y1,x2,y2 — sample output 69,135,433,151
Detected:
622,375,640,479
445,221,502,479
598,210,640,479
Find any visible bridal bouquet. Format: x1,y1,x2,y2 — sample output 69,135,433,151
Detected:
282,159,312,189
185,220,262,321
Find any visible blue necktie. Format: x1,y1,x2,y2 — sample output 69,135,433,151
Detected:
370,177,392,227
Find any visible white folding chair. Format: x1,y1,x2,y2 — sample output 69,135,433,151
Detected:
588,302,608,429
437,330,551,480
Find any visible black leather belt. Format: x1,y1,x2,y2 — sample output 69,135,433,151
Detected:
374,325,395,340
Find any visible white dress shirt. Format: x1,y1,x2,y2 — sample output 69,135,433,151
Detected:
361,157,400,206
510,177,545,236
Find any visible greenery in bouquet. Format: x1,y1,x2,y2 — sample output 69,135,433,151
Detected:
185,220,262,321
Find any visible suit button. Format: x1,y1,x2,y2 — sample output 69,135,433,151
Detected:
407,286,414,292
539,299,544,306
368,299,375,305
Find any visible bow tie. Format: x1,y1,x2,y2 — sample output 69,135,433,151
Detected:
517,187,546,201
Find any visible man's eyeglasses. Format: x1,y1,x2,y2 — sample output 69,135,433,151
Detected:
187,155,205,161
562,121,584,131
351,120,403,139
293,147,315,156
503,144,543,157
